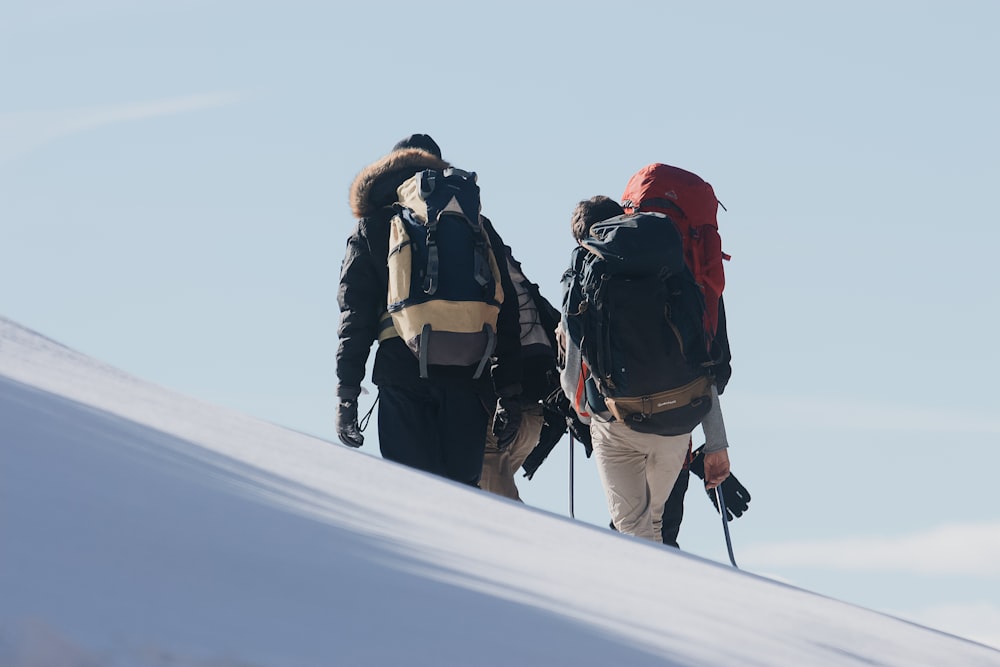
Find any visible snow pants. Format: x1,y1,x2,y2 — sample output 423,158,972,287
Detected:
377,383,489,487
590,418,690,543
479,403,545,501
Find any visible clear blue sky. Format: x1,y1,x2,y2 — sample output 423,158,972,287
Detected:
2,0,998,643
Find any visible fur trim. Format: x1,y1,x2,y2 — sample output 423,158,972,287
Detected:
349,148,451,219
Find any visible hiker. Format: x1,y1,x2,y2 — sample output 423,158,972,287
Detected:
479,245,563,501
559,196,731,543
618,163,749,546
335,134,523,486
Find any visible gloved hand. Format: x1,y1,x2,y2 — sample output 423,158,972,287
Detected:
336,398,364,448
689,445,750,521
492,393,523,451
535,407,568,454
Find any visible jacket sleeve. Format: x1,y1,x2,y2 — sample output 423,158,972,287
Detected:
483,219,522,396
336,220,383,398
559,318,591,424
557,249,585,418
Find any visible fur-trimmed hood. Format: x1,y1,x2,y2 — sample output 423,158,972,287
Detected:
349,148,450,219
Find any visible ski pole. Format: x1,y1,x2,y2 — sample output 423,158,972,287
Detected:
569,432,575,518
715,486,738,569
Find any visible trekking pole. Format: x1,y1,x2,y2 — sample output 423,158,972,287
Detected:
569,432,575,518
715,486,738,569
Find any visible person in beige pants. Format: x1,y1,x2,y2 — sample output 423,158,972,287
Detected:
560,195,731,543
480,404,545,500
480,244,562,501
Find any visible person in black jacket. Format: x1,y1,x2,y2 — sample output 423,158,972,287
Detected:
335,134,522,486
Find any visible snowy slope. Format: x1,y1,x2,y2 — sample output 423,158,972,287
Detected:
1,315,998,667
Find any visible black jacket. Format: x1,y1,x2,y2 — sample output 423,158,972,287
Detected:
713,295,733,394
501,245,561,404
336,148,522,398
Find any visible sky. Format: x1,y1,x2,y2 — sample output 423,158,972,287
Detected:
1,0,999,650
3,315,1000,667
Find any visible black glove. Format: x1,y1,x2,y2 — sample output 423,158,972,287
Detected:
689,445,750,521
521,403,568,480
492,394,522,451
535,408,568,454
336,398,364,448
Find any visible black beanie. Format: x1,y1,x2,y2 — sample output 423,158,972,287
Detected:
391,133,442,159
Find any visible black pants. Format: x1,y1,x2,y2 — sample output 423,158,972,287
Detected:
661,467,690,548
377,383,489,486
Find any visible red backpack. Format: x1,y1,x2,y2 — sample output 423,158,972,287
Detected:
621,163,729,340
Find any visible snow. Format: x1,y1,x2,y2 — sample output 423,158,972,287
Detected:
2,315,998,667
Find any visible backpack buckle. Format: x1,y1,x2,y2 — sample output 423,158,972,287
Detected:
417,170,436,199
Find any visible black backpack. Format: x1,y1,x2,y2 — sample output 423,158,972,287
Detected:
564,212,721,436
383,168,504,379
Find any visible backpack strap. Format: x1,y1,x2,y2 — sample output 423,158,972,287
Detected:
629,197,686,219
472,228,493,289
471,324,496,379
418,323,432,378
422,215,441,295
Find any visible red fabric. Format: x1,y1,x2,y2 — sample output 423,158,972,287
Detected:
575,360,591,418
621,163,728,337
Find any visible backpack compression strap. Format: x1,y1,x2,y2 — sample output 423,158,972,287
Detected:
471,230,493,288
623,197,686,218
419,208,493,296
422,214,441,295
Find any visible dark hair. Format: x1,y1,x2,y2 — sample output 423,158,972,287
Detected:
570,196,624,241
391,133,442,159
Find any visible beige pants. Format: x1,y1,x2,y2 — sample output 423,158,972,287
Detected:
590,418,690,543
480,404,545,501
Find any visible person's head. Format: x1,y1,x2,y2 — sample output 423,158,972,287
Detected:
570,195,625,242
391,133,442,159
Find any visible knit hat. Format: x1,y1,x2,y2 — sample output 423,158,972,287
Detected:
391,133,442,159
